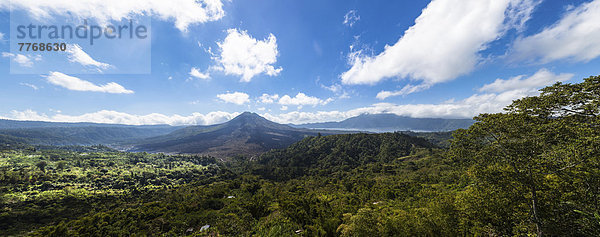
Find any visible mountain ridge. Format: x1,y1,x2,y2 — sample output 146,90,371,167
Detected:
293,113,474,132
0,119,176,129
132,112,350,158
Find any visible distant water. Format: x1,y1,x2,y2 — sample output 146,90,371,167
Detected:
306,127,445,133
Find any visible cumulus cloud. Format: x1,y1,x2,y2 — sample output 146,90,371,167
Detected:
340,0,540,91
259,93,333,107
479,68,573,93
66,44,112,71
2,0,225,31
0,32,4,40
214,29,282,82
265,69,571,124
3,110,51,122
278,93,333,107
45,71,134,94
259,94,280,104
511,0,600,63
189,67,210,80
216,92,250,105
2,52,41,67
343,10,360,27
2,70,568,125
2,110,239,126
262,111,351,124
263,92,526,124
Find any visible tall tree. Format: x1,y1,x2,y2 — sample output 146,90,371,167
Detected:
450,76,600,236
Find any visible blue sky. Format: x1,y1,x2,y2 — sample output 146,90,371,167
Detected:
0,0,599,125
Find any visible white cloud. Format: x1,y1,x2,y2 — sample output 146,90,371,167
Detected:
280,106,288,111
2,52,41,67
66,44,112,71
3,110,51,122
45,71,134,94
479,68,573,93
259,93,280,104
338,92,351,99
343,10,360,27
376,84,432,100
340,0,540,90
259,93,333,107
168,76,173,80
2,110,239,126
321,83,342,93
20,83,39,90
511,0,600,63
2,0,225,32
263,92,522,124
2,70,567,125
216,92,250,105
0,32,4,40
214,29,282,82
262,111,351,124
189,67,210,80
11,54,34,67
320,83,352,100
278,93,333,107
265,69,570,124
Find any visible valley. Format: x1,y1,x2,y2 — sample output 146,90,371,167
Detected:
1,78,599,236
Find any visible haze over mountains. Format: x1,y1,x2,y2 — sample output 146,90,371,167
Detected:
0,120,180,146
0,112,473,156
294,113,474,132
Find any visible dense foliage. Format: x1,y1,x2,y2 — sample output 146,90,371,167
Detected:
254,133,435,180
0,148,220,235
0,76,598,236
449,76,600,236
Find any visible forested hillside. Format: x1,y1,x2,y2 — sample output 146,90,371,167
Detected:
0,76,598,236
253,133,435,180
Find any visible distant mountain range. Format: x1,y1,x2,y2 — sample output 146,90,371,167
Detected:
131,112,347,158
0,113,472,156
0,119,177,129
293,113,474,132
0,119,180,146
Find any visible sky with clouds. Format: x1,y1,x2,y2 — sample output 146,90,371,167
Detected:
0,0,599,125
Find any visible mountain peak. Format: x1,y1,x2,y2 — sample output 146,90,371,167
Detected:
227,112,273,127
134,111,344,158
238,111,260,117
232,112,264,120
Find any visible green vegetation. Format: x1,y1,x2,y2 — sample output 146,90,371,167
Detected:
0,148,220,235
449,75,600,236
0,76,598,236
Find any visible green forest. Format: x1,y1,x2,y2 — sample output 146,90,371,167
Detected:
1,76,599,236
